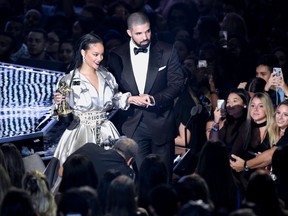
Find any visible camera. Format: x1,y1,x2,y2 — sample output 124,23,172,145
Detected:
198,60,207,68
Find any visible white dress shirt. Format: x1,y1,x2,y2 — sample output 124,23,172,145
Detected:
130,40,150,94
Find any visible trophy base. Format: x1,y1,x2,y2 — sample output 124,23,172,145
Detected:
58,113,74,123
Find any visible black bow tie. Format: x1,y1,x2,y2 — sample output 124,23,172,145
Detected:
134,47,148,55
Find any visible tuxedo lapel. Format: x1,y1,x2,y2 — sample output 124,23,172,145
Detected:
144,44,162,93
119,45,140,95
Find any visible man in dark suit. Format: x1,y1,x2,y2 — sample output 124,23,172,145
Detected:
108,12,184,179
68,137,138,182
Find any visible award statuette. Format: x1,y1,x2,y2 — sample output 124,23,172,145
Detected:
56,78,74,123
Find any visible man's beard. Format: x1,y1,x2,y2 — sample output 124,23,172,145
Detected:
132,38,150,48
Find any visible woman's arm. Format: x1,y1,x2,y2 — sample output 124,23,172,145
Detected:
175,122,191,147
230,147,277,172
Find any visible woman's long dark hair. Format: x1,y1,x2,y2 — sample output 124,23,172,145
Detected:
69,33,104,86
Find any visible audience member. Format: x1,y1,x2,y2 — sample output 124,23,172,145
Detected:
56,187,91,216
272,145,288,209
46,30,62,61
0,149,7,171
0,188,36,216
0,143,25,188
196,140,239,213
244,170,288,216
207,88,250,157
23,9,43,34
147,183,179,216
20,28,52,60
97,170,121,215
58,39,75,72
4,16,26,42
0,165,11,207
221,12,249,43
106,175,148,216
255,54,285,105
229,208,256,216
192,15,220,55
165,2,198,33
243,77,266,97
0,32,15,63
137,154,168,214
178,200,212,216
57,154,98,194
77,186,103,216
22,170,57,216
175,173,214,209
272,46,288,81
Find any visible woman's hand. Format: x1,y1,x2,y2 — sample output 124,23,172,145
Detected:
214,107,222,123
230,154,245,172
54,92,65,105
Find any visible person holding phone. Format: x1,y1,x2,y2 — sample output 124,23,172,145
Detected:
206,88,250,156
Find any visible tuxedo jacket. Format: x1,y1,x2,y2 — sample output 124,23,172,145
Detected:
108,40,184,145
72,143,134,182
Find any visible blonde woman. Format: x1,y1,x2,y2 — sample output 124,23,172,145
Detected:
244,92,277,156
231,99,288,172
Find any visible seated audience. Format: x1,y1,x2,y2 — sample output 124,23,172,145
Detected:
106,175,148,216
175,173,214,209
22,170,56,216
244,170,288,216
147,183,179,216
272,145,288,209
56,154,98,194
196,140,239,213
0,188,36,216
0,143,25,188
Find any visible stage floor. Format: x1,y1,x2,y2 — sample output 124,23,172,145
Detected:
0,62,64,152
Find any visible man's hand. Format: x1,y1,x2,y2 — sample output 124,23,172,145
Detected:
128,94,153,107
230,154,245,172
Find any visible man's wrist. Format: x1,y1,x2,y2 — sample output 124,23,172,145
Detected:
243,160,249,172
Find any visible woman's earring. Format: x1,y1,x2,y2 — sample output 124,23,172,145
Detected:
83,56,86,62
244,105,247,108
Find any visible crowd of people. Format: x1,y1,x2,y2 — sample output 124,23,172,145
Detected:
1,0,288,215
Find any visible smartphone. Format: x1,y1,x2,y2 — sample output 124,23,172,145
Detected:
198,60,207,68
272,67,283,77
219,30,228,48
217,99,225,109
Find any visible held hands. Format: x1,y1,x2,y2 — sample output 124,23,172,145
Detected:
128,94,154,107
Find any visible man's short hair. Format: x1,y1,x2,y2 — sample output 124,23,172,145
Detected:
256,54,279,72
127,12,150,30
113,137,138,161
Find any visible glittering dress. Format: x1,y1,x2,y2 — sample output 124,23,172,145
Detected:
53,67,130,166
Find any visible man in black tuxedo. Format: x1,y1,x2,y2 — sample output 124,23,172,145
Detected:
108,12,184,179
